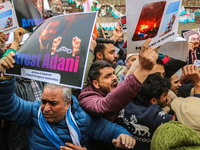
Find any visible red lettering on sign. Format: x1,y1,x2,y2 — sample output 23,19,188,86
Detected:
121,18,126,24
0,5,4,9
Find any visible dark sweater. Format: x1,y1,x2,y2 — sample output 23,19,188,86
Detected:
118,101,174,150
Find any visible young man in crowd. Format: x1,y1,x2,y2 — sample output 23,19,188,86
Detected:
79,38,158,122
170,73,182,95
117,73,175,150
84,26,126,86
171,64,200,134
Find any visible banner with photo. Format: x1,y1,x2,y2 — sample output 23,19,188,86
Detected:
182,28,200,66
5,12,98,89
12,0,44,33
127,0,182,53
120,16,127,32
0,1,18,34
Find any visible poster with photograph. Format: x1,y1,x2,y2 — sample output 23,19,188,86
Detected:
12,0,44,33
120,16,127,32
0,1,18,34
182,29,200,65
5,12,98,89
127,0,182,53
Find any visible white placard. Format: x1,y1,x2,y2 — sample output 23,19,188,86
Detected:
127,0,182,54
0,1,19,34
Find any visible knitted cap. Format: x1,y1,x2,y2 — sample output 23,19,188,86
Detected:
151,121,200,150
126,53,139,61
171,97,200,134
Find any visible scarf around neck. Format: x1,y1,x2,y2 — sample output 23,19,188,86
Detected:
38,104,81,149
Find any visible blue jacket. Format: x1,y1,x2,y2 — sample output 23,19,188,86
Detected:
0,77,131,150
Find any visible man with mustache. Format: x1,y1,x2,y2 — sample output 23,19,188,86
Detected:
78,38,158,150
93,26,125,83
186,30,200,64
39,17,80,56
118,73,174,150
79,38,158,122
0,51,136,150
39,20,60,54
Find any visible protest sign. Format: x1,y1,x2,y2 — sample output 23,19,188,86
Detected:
127,0,182,53
0,1,18,34
12,0,44,33
5,12,98,89
159,35,188,62
182,28,200,65
120,16,127,32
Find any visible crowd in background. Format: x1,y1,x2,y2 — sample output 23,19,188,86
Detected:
0,16,200,150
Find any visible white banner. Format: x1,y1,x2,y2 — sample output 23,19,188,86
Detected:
159,35,188,62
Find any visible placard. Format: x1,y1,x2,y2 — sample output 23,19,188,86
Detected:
12,0,44,33
127,0,182,53
0,1,18,34
6,12,97,89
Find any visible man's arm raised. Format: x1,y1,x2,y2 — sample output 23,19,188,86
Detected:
1,28,25,79
0,51,15,80
10,27,25,51
126,38,158,83
183,65,200,95
110,25,123,43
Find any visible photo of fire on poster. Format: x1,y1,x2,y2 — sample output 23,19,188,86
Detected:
127,0,182,54
132,1,166,41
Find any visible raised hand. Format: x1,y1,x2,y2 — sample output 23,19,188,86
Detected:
139,38,158,71
0,51,15,80
0,31,6,48
188,41,195,53
90,34,97,52
51,36,62,55
110,25,123,43
183,65,200,94
11,27,26,50
72,36,81,57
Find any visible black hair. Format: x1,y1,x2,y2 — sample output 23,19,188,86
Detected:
0,48,4,59
89,60,114,82
94,38,114,61
134,73,171,107
156,58,164,66
96,38,114,44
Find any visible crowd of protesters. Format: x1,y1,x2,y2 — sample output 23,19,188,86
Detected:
0,13,200,150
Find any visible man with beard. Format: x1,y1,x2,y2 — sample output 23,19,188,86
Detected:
93,38,123,82
83,26,125,84
0,51,136,150
186,30,200,64
39,19,60,54
38,15,82,56
170,73,181,95
117,73,175,150
79,38,157,150
79,38,158,122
